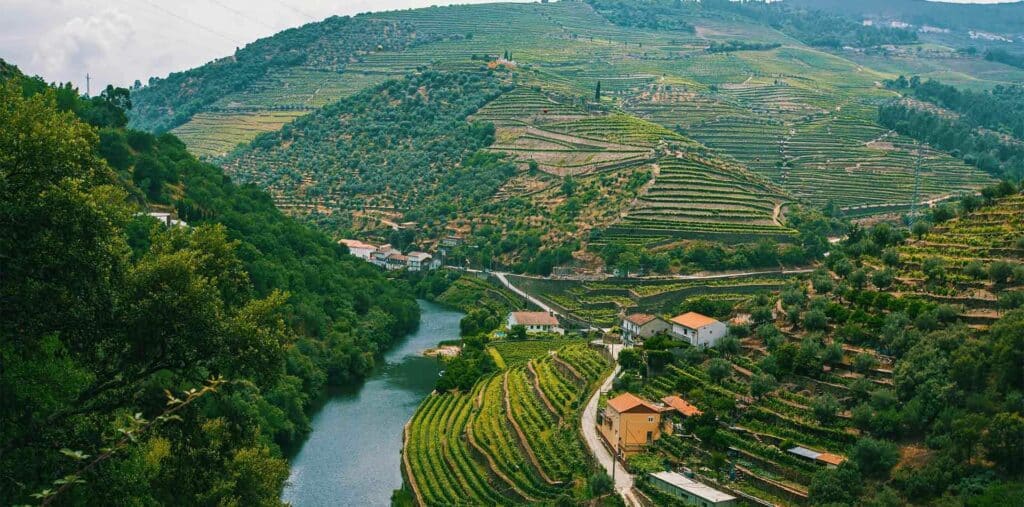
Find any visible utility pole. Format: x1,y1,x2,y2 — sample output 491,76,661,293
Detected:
908,142,923,225
85,73,91,97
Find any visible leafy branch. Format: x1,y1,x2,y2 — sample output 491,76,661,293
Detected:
31,376,226,505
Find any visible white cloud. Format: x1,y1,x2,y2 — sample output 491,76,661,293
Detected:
30,8,134,92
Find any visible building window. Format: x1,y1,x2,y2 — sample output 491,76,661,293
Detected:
648,416,654,422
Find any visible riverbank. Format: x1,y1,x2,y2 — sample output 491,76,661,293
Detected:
282,300,464,506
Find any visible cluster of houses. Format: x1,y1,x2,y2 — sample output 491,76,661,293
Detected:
621,311,728,348
338,239,440,272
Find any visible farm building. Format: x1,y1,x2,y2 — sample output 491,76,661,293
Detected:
506,312,563,335
788,446,847,468
621,313,671,345
647,471,737,506
670,312,728,347
598,393,663,457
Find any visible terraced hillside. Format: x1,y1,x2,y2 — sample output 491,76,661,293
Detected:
894,193,1024,324
607,154,795,245
512,273,795,327
131,0,1004,263
402,343,612,505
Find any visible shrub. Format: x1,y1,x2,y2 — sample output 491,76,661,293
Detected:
707,358,732,384
851,438,900,479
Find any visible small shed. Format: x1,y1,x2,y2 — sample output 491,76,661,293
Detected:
647,471,737,506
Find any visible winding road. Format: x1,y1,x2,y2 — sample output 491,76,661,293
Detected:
580,345,641,506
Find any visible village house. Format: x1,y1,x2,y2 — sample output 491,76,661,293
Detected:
506,311,563,335
406,251,435,271
647,471,737,506
788,446,846,469
660,395,702,434
670,312,728,348
338,239,376,261
598,393,663,457
145,212,187,228
621,313,671,345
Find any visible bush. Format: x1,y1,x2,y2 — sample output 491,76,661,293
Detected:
707,358,732,384
851,438,900,480
588,472,613,496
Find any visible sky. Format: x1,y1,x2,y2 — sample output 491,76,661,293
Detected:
0,0,1017,94
0,0,532,93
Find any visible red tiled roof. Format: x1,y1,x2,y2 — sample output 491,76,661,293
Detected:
625,313,658,326
607,393,661,414
670,312,719,329
816,453,846,466
661,395,702,417
510,312,559,327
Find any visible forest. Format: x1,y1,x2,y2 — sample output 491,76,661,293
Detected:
879,78,1024,183
589,0,919,48
220,70,512,231
1,62,419,505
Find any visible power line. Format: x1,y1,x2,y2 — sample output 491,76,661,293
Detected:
207,0,279,31
268,0,315,20
139,0,245,46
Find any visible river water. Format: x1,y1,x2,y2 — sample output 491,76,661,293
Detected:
282,300,462,506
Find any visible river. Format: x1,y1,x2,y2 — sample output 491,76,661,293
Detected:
282,299,462,506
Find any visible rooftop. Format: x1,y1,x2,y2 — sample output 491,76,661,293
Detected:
670,311,720,330
407,251,432,261
624,313,659,326
607,392,661,414
649,471,736,503
510,311,559,327
661,395,702,417
339,239,376,250
816,452,846,466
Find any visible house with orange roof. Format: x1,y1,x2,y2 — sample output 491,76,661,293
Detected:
598,393,664,457
621,313,671,345
507,311,563,335
670,311,728,348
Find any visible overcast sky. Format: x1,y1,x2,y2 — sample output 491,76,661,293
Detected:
0,0,1016,94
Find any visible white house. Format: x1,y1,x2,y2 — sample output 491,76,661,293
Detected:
670,312,728,348
146,212,188,228
647,472,736,506
338,239,376,261
406,251,433,271
621,313,671,345
507,312,563,335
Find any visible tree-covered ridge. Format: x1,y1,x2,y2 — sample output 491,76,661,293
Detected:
220,70,512,228
588,0,918,48
879,78,1024,183
1,64,418,505
128,16,437,133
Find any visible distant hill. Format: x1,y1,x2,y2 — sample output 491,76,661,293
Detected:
128,0,1016,272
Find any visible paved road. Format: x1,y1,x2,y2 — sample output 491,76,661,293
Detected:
581,345,640,506
494,271,559,315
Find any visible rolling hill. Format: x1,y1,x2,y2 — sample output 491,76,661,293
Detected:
128,0,1014,271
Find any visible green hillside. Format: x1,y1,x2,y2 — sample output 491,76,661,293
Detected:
1,61,419,505
128,1,1003,263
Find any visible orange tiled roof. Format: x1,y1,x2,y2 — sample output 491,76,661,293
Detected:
607,393,661,414
661,395,703,417
625,313,658,326
670,312,719,329
510,312,559,327
816,453,846,466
